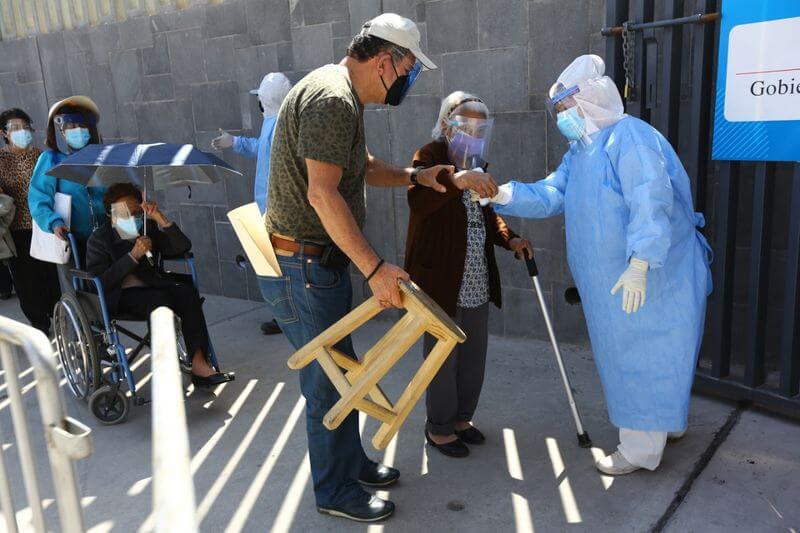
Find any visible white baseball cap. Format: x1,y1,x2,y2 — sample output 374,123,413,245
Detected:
360,13,437,70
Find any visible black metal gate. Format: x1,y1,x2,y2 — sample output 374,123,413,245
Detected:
603,0,800,418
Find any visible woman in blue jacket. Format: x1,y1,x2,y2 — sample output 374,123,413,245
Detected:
28,96,107,264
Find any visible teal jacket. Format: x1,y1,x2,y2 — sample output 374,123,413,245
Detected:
28,150,107,242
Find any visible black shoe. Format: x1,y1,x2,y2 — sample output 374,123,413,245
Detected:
359,462,400,487
191,372,235,388
0,292,11,300
425,430,469,458
261,319,282,335
317,495,395,522
455,426,485,445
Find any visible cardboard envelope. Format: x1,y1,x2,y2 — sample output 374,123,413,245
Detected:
227,203,281,277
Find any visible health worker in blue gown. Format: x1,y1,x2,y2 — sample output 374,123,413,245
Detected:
491,55,713,476
211,72,292,336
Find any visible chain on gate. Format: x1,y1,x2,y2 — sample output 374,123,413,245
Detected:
622,21,636,101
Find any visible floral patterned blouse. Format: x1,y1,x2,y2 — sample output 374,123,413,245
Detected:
457,190,490,308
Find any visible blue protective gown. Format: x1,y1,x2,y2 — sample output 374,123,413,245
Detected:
28,150,107,243
495,116,712,432
234,116,277,214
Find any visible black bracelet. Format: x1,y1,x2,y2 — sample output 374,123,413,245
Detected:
365,258,385,283
410,166,422,185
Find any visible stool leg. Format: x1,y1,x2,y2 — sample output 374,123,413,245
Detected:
316,348,396,424
323,314,424,430
372,337,457,450
287,296,383,369
330,348,394,410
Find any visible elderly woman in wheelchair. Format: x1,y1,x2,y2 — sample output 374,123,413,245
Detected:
53,183,233,424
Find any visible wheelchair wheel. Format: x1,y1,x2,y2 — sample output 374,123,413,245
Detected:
88,385,130,425
53,293,101,401
176,326,192,375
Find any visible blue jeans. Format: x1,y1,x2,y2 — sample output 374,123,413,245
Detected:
258,252,370,508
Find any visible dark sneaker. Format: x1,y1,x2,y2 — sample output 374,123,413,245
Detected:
260,319,282,335
359,462,400,487
317,495,395,522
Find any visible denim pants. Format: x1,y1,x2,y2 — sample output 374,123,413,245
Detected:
258,252,369,508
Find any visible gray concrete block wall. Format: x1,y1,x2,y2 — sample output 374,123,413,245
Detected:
0,0,605,344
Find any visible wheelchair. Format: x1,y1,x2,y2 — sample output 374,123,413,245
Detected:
53,233,221,425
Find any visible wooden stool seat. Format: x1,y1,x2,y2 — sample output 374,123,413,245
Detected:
287,280,466,450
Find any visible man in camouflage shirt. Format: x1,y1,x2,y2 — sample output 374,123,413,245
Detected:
259,13,496,522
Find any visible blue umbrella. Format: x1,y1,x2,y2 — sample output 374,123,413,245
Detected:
45,142,241,189
46,142,242,248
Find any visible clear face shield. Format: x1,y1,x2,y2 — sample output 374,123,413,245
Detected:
3,118,34,149
53,113,94,154
110,201,144,241
445,115,494,170
547,84,592,147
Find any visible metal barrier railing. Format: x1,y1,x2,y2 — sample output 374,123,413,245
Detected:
0,315,93,533
149,307,198,533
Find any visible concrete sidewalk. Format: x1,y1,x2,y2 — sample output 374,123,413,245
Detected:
0,294,797,532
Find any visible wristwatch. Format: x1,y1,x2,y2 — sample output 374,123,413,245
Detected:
409,166,423,185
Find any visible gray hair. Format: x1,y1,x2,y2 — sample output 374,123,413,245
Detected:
431,91,490,141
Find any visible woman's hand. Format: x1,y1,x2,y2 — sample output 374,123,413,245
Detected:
141,201,170,226
54,225,69,241
130,236,153,261
453,170,498,199
509,237,534,260
415,164,453,193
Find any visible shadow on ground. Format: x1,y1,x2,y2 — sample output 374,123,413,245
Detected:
2,293,791,532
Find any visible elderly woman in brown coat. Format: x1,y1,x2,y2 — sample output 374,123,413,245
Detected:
405,91,533,458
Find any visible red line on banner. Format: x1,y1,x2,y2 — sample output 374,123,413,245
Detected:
736,67,800,76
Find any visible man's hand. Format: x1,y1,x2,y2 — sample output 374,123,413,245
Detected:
141,201,170,227
510,237,534,260
414,164,453,193
54,225,69,241
368,261,411,308
453,170,498,199
211,129,234,150
130,236,153,261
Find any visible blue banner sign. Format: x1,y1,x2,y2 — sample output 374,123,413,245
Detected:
712,0,800,161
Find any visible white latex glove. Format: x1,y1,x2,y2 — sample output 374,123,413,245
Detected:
211,129,234,150
467,169,513,207
610,257,649,314
490,183,513,205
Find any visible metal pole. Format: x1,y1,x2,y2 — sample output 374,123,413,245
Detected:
0,317,91,533
0,342,46,532
151,307,198,533
23,328,90,533
523,255,592,448
0,404,18,533
602,12,720,36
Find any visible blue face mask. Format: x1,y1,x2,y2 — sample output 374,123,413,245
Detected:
9,129,32,149
64,127,91,150
114,216,143,239
556,107,586,141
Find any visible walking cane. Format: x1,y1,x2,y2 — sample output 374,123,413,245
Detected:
520,250,592,448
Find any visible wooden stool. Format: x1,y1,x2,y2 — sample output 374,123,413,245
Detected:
287,280,466,450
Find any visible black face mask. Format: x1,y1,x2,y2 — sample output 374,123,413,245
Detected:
380,59,411,107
